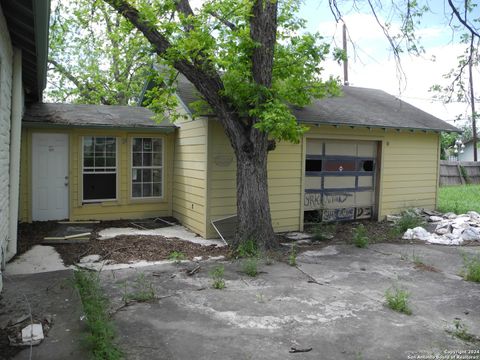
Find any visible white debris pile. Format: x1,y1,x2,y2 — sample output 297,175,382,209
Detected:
402,211,480,245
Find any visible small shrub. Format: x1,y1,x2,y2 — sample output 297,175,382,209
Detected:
210,265,226,289
451,319,476,342
74,270,123,360
384,287,412,315
312,222,336,241
236,239,258,258
352,224,369,248
392,209,425,236
461,252,480,282
412,252,424,266
288,245,297,266
168,251,186,262
242,257,258,277
122,273,155,303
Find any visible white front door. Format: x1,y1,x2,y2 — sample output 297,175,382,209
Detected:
32,133,69,221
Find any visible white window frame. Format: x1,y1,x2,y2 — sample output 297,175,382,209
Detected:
81,136,118,203
130,137,164,200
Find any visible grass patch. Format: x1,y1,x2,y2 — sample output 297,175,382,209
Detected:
288,245,297,266
461,252,480,282
438,185,480,214
312,222,336,241
235,239,259,258
242,257,259,277
74,270,123,360
449,319,478,342
352,224,369,248
391,209,425,236
210,265,226,289
168,250,186,262
384,287,412,315
122,273,155,303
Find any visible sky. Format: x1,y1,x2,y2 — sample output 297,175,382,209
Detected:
298,0,479,128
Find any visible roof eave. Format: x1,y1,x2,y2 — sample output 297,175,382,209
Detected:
22,121,177,133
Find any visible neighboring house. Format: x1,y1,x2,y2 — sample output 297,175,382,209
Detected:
19,78,459,241
0,1,50,290
457,139,478,162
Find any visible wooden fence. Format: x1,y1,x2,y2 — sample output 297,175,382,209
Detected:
439,160,480,186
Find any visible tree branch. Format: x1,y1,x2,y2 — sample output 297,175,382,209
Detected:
447,0,480,39
208,10,237,31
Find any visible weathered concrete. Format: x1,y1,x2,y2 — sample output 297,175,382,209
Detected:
0,270,89,359
100,243,480,360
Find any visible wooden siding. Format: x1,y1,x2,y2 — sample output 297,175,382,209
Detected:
172,118,209,237
19,128,174,222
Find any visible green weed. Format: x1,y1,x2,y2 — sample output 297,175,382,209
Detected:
312,222,336,241
122,273,155,303
242,257,259,277
450,319,477,342
461,252,480,282
168,251,186,262
236,239,259,258
210,265,226,289
288,245,297,266
391,210,425,236
384,287,412,315
352,224,369,248
74,270,123,360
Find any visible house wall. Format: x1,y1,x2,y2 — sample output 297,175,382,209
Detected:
457,142,476,162
0,6,14,291
204,123,440,238
172,118,209,237
19,127,175,222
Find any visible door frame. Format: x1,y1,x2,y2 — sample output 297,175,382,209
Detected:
31,132,70,221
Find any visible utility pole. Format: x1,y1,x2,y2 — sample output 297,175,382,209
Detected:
468,34,477,161
342,23,349,86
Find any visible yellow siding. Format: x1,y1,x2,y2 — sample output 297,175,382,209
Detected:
19,127,174,222
205,121,303,237
172,118,209,237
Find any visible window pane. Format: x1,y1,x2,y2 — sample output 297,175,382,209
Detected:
133,138,142,152
133,153,142,166
84,137,94,156
132,184,142,197
153,183,161,196
106,157,115,167
153,139,162,152
143,138,152,151
143,183,152,197
84,157,94,167
132,169,142,183
153,152,162,166
83,173,116,200
105,138,116,152
143,153,152,166
153,169,162,182
143,169,152,182
95,156,105,167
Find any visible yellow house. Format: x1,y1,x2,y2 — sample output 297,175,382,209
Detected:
20,83,459,240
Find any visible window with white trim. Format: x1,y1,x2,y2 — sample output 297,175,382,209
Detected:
82,136,117,201
131,137,162,198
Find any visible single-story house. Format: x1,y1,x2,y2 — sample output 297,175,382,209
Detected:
0,0,50,290
457,138,478,162
19,77,460,240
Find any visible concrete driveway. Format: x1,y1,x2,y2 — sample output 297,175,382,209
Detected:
101,243,480,360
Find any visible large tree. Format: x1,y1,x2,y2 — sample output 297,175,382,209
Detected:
47,0,153,105
102,0,340,249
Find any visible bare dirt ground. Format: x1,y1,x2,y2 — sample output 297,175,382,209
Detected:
16,219,404,266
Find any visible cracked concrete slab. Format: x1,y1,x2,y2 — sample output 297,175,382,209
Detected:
98,243,480,360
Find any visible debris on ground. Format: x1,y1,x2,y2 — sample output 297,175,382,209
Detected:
2,315,52,348
402,211,480,245
20,324,44,345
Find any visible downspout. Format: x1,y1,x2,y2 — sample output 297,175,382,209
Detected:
6,49,22,261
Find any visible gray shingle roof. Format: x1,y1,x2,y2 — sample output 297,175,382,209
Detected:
23,103,175,132
175,76,459,132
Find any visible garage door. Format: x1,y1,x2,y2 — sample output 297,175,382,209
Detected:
304,139,377,221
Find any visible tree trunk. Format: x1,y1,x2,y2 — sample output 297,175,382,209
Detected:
231,128,277,250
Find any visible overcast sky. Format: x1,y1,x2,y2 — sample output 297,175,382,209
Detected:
298,0,479,127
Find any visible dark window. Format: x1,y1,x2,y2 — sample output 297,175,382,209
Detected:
306,159,322,172
83,136,116,201
360,160,374,172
